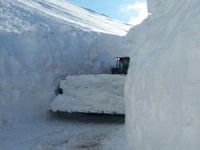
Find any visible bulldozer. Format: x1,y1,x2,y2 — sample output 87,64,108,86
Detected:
50,57,130,115
111,57,130,74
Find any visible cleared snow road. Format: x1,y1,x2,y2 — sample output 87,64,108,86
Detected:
0,113,127,150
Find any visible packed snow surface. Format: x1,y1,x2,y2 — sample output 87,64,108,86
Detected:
50,74,126,114
125,0,200,149
0,112,127,150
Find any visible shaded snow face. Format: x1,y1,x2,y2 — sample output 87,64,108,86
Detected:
147,0,177,15
126,0,200,149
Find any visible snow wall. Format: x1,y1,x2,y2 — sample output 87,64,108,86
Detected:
125,0,200,149
0,2,130,123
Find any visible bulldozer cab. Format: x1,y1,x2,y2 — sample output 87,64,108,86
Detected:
111,57,130,74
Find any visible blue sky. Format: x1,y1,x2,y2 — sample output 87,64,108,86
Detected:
68,0,148,26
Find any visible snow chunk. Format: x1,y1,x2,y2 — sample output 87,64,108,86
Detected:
50,74,126,114
126,0,200,149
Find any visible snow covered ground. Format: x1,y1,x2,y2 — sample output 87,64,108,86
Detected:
0,0,131,149
125,0,200,149
0,113,127,150
50,74,126,114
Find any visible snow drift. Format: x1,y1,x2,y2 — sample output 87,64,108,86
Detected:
0,0,131,123
125,0,200,149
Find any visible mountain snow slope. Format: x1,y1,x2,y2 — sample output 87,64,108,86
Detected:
1,0,131,36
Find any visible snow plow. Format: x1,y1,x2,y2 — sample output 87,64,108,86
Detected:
50,57,130,115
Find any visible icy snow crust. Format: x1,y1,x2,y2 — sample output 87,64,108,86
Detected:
126,0,200,149
50,74,126,114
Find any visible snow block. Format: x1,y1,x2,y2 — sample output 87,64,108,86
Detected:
50,74,126,114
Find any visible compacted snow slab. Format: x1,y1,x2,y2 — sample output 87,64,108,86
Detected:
50,74,126,114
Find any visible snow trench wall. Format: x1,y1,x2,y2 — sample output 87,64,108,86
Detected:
125,0,200,150
0,2,130,123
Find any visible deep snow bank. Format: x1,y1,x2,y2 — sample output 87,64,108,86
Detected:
0,0,131,123
126,0,200,149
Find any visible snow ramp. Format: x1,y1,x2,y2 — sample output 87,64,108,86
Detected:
50,74,126,114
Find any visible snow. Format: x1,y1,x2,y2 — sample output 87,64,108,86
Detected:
125,0,200,149
0,0,131,122
1,0,131,35
50,74,126,114
0,114,126,150
0,0,130,149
